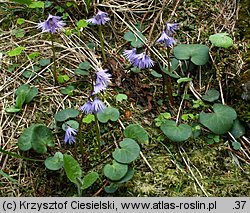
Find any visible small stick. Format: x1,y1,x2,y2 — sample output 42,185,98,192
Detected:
176,83,188,125
93,180,109,197
179,146,209,197
209,52,225,104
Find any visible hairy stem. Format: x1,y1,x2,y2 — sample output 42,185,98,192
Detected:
98,26,107,63
166,48,174,106
51,35,58,84
94,114,101,155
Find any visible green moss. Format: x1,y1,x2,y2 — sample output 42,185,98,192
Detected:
118,139,250,196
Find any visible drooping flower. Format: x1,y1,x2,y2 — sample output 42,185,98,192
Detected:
80,100,92,114
91,98,106,114
80,98,106,114
96,69,111,86
132,52,155,69
37,14,65,34
92,69,111,94
165,23,178,35
93,83,106,95
157,31,176,48
64,125,77,145
86,9,110,25
123,48,137,63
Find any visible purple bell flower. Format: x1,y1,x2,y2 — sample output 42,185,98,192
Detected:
91,98,106,114
165,23,178,35
93,69,111,94
86,9,110,25
64,125,77,145
123,48,137,63
37,14,65,34
96,69,111,87
93,83,106,95
132,52,155,69
157,31,176,48
80,101,92,114
80,98,106,114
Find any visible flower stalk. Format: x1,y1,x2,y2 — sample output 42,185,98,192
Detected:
98,26,107,63
94,114,101,155
166,48,174,106
51,35,58,84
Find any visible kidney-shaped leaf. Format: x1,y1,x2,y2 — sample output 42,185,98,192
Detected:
115,167,135,184
202,89,220,102
173,44,209,66
55,108,79,122
63,154,82,184
160,120,192,142
230,119,245,139
112,138,140,164
45,152,64,171
97,107,120,123
123,31,145,48
124,124,149,144
18,124,54,154
104,183,119,193
103,160,128,181
209,33,233,48
199,103,237,134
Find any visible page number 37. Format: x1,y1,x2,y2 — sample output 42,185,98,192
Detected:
233,201,246,209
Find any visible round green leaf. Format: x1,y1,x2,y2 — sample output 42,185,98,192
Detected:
39,58,51,66
123,31,145,48
230,119,245,139
74,68,89,76
81,172,99,190
77,20,88,29
45,152,64,171
17,18,25,25
62,120,79,131
22,69,35,78
202,89,220,102
160,120,192,142
112,138,140,164
63,154,82,184
97,107,120,123
82,114,95,124
173,44,209,66
115,167,135,184
55,108,80,122
209,33,233,48
104,183,119,193
60,85,75,96
18,124,54,154
199,103,237,134
103,160,128,181
115,94,128,102
12,28,25,38
232,141,241,150
124,124,149,144
79,61,90,70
